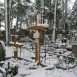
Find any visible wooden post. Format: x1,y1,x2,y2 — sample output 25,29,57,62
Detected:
14,51,18,59
35,38,40,64
28,25,47,65
13,35,18,59
38,39,40,64
10,34,23,59
35,39,38,62
34,31,40,64
11,35,18,59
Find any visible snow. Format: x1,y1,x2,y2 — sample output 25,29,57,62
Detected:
0,41,6,51
18,67,77,77
68,0,75,10
66,44,72,49
37,23,49,28
63,51,72,56
0,67,6,73
0,41,77,77
6,46,15,57
9,42,23,46
0,73,2,77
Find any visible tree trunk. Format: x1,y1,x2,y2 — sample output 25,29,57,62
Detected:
65,0,67,19
62,0,65,30
20,16,23,29
41,0,44,24
5,0,10,45
52,0,57,43
10,0,13,29
16,15,19,28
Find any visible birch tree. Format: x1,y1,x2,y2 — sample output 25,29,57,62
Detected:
5,0,10,45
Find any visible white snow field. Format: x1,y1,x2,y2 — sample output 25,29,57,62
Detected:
2,41,76,77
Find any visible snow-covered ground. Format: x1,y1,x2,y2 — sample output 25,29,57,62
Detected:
0,41,77,77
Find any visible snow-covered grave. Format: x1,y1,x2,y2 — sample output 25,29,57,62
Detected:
0,40,77,77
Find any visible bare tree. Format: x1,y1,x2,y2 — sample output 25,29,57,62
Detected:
52,0,57,43
5,0,10,45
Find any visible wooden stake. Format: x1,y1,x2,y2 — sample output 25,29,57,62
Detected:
35,38,40,64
